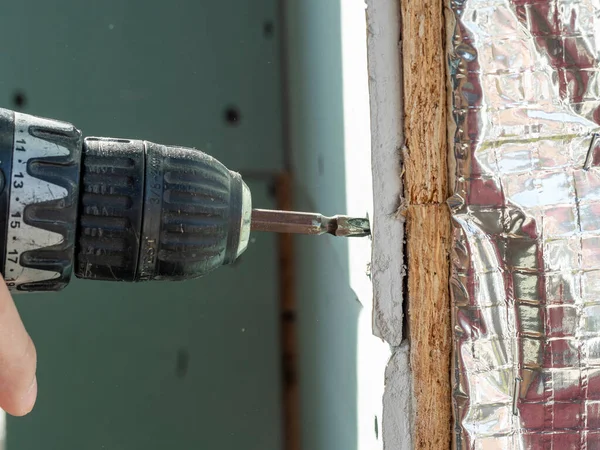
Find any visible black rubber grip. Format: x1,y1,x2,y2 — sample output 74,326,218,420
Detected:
75,139,245,282
75,138,144,281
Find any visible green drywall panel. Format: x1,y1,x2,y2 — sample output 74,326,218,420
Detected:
0,0,283,173
0,1,284,449
285,1,361,449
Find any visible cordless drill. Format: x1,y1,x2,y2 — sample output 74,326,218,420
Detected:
0,108,369,293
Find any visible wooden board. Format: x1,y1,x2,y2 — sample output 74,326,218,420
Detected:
406,205,452,449
400,0,453,446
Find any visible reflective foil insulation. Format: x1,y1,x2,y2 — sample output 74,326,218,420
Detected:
447,0,600,448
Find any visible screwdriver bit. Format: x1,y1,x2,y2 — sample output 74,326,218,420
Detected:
251,209,371,237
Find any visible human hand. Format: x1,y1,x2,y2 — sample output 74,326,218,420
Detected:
0,280,37,416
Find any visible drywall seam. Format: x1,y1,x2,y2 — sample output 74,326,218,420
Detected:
366,1,413,450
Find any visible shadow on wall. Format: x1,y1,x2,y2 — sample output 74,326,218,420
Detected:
286,0,361,449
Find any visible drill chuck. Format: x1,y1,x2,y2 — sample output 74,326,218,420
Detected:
0,108,251,292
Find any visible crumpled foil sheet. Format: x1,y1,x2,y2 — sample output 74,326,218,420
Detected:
448,0,600,448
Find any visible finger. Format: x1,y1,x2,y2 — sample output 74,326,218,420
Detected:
0,280,37,416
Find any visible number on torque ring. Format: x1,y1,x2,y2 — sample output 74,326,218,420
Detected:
8,249,18,264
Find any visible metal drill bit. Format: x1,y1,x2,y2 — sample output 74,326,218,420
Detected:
251,209,370,237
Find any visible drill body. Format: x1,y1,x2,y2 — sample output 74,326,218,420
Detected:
0,108,251,293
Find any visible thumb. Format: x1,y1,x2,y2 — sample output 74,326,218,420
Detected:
0,279,37,416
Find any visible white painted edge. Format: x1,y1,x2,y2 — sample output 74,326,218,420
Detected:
365,1,414,449
365,0,405,348
383,343,413,450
